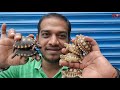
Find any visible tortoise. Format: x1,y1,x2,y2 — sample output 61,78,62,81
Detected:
60,53,83,63
64,43,82,56
62,68,83,78
73,34,92,56
12,36,41,61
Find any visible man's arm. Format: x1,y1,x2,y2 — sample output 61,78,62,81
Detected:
0,66,19,78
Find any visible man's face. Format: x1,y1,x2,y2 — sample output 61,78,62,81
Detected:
37,17,69,63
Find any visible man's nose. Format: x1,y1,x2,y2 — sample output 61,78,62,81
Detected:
49,35,59,45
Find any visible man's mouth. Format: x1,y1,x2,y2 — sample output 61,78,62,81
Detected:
46,47,61,50
46,47,61,53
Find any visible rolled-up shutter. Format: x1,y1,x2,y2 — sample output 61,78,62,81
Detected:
0,12,120,69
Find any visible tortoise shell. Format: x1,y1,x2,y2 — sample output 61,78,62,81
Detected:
64,43,82,56
12,36,41,61
73,34,92,55
15,49,38,57
60,53,83,63
62,68,83,78
13,36,36,49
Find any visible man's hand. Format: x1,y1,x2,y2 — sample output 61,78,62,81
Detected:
0,24,33,68
59,36,117,78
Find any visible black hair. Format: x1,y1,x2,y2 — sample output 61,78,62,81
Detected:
37,13,71,40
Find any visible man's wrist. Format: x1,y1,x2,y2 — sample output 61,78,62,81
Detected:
0,66,10,72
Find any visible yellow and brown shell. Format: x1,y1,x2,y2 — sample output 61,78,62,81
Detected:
73,34,92,55
64,43,82,56
62,68,83,78
60,53,83,63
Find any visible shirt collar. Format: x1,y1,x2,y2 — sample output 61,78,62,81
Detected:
34,60,42,70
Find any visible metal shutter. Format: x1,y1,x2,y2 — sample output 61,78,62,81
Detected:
0,12,120,70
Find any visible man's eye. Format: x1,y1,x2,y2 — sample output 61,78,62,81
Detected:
58,34,67,39
41,33,50,38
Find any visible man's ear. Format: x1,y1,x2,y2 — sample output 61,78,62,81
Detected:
36,34,42,48
36,34,39,42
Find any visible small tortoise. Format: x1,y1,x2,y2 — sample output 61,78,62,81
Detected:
73,34,92,56
62,68,83,78
12,36,41,61
60,53,83,63
64,43,82,56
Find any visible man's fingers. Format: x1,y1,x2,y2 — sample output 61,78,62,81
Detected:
59,60,81,69
1,23,7,38
19,56,29,65
59,60,68,66
84,36,100,51
28,34,34,39
8,28,16,39
8,54,28,65
71,38,75,43
71,36,100,51
81,51,102,68
73,63,81,69
8,55,21,65
61,48,69,54
14,33,22,41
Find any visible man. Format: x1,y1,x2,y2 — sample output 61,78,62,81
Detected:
0,13,119,78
